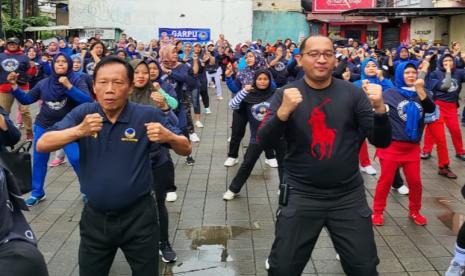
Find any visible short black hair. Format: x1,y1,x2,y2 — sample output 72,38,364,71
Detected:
93,56,134,85
299,36,334,53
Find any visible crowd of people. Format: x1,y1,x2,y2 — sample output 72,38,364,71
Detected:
0,32,465,275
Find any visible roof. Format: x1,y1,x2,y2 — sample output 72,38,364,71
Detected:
24,25,75,32
24,25,123,32
341,7,465,17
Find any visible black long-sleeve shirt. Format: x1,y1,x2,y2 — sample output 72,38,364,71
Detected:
257,78,391,198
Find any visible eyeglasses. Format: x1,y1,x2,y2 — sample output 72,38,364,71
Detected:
302,51,335,60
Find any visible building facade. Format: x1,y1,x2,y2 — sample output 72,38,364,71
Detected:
68,0,253,44
252,0,309,42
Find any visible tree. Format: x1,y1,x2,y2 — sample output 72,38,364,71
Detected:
0,0,51,39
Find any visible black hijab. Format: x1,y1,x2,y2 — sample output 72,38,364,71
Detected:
243,69,275,104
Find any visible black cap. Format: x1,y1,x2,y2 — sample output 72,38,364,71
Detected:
6,37,20,45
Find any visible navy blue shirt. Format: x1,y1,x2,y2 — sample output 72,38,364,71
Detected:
12,76,92,128
429,68,465,103
383,88,435,143
50,101,181,211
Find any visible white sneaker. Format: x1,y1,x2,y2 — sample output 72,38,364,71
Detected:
223,189,236,201
224,157,239,167
265,258,270,270
166,192,178,202
227,136,231,143
189,133,200,143
445,260,464,276
396,185,409,195
336,254,340,261
195,121,204,128
265,158,278,168
360,165,377,175
204,108,212,114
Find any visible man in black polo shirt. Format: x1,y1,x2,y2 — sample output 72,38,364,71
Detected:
36,57,191,276
258,36,392,275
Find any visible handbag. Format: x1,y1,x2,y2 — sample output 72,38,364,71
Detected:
0,140,32,195
424,105,440,124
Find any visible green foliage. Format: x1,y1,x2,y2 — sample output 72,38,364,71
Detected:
1,0,51,37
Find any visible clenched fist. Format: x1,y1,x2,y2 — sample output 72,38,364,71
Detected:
76,113,103,138
414,79,427,100
146,122,173,143
7,72,18,88
365,83,386,113
152,82,161,91
414,79,425,90
151,91,168,110
277,88,303,121
342,69,351,81
58,76,73,90
444,62,452,72
243,84,253,92
225,63,234,77
376,69,384,80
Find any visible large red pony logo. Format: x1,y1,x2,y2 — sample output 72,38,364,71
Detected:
307,98,337,160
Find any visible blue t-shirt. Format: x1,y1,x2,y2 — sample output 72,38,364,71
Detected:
50,101,181,211
429,68,465,103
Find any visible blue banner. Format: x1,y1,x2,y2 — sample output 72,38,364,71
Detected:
158,28,211,43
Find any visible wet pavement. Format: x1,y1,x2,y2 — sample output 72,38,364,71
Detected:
14,87,465,275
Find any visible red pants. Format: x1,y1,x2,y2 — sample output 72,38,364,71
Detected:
422,118,450,168
359,140,371,167
424,100,465,155
374,142,422,215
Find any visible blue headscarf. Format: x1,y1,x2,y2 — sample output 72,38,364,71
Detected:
394,46,410,61
146,58,163,83
394,61,421,141
354,57,394,91
46,53,81,99
70,54,83,75
360,58,379,83
58,38,73,58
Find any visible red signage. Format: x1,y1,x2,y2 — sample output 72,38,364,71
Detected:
312,0,376,13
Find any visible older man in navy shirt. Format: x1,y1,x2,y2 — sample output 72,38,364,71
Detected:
36,56,191,276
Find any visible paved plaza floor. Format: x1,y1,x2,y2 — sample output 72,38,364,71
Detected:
16,87,465,275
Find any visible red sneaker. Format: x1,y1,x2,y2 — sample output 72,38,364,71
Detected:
372,213,384,226
409,212,427,226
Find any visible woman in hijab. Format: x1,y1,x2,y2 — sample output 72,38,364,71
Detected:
49,53,95,168
26,47,47,89
372,61,436,226
159,44,198,165
420,55,459,179
7,53,93,206
353,58,394,175
223,69,284,200
128,59,179,263
425,53,465,162
224,50,278,168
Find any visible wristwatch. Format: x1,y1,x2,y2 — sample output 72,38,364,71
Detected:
373,104,389,114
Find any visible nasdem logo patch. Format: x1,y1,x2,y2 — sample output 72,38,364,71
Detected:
121,128,138,142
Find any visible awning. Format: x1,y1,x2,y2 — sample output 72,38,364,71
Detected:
307,13,377,24
24,26,122,32
341,7,465,17
24,25,82,32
